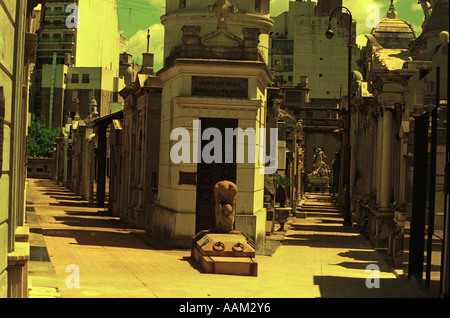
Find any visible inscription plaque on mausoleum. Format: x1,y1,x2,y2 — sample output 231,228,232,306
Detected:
192,76,248,98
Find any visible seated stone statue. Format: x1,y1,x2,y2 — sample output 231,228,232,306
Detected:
214,180,238,233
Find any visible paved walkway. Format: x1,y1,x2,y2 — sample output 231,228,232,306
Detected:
26,179,428,299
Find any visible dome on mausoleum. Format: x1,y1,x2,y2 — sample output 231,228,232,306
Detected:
370,1,416,49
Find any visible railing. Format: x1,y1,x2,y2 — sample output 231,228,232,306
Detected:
302,118,341,127
271,48,294,55
38,37,74,44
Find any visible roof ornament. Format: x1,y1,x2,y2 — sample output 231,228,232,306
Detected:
147,29,150,53
418,0,435,21
387,0,398,19
207,0,238,29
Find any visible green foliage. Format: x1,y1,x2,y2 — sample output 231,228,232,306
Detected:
389,200,407,212
275,173,294,187
27,114,59,158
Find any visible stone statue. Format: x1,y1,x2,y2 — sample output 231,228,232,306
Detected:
418,0,435,21
207,0,238,28
308,148,330,178
214,180,238,233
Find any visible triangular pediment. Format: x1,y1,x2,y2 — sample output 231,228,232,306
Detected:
201,28,243,47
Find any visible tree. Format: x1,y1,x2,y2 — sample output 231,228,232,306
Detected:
27,114,60,158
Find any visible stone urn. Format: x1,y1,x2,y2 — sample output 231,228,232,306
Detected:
275,207,291,230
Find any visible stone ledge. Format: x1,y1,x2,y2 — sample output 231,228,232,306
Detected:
7,242,30,266
14,226,29,243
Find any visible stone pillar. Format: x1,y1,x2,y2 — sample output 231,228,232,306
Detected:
364,120,374,197
380,108,393,209
7,240,29,298
375,114,383,204
96,124,107,208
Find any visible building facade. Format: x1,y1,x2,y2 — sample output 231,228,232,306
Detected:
151,0,273,252
30,0,123,129
1,0,43,298
269,0,360,99
269,0,359,196
113,54,162,227
351,0,449,297
40,64,123,130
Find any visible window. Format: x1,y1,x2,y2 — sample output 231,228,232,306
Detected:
55,7,62,11
255,0,261,12
53,33,61,38
285,91,301,102
72,90,78,101
82,74,90,83
71,74,79,83
179,0,186,9
274,76,282,84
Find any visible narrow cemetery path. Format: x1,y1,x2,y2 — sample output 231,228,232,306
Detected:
26,179,427,298
272,193,426,297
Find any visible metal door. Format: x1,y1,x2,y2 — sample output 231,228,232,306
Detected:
195,118,238,233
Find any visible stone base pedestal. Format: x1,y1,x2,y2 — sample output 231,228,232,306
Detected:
306,176,330,193
296,211,308,219
387,212,407,269
368,208,394,248
191,232,257,276
7,242,29,298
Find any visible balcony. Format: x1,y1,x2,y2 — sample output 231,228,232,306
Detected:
45,11,70,17
38,37,74,45
271,48,293,55
302,118,341,129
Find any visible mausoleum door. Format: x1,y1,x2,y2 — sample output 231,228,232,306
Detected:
195,117,238,233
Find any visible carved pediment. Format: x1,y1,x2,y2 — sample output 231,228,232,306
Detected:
201,28,243,47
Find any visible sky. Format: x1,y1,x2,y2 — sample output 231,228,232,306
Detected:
116,0,426,71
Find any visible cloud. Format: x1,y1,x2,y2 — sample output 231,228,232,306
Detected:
269,0,387,47
343,0,386,32
270,0,290,16
410,1,422,11
126,23,165,71
148,0,165,8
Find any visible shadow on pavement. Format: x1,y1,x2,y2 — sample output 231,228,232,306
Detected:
48,201,92,208
42,228,156,250
313,275,424,298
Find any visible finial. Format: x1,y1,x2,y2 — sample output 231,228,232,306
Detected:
147,29,150,53
74,98,81,120
387,0,397,18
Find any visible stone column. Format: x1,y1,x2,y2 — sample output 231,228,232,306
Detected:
96,124,107,208
364,119,374,197
375,114,383,204
380,108,393,209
